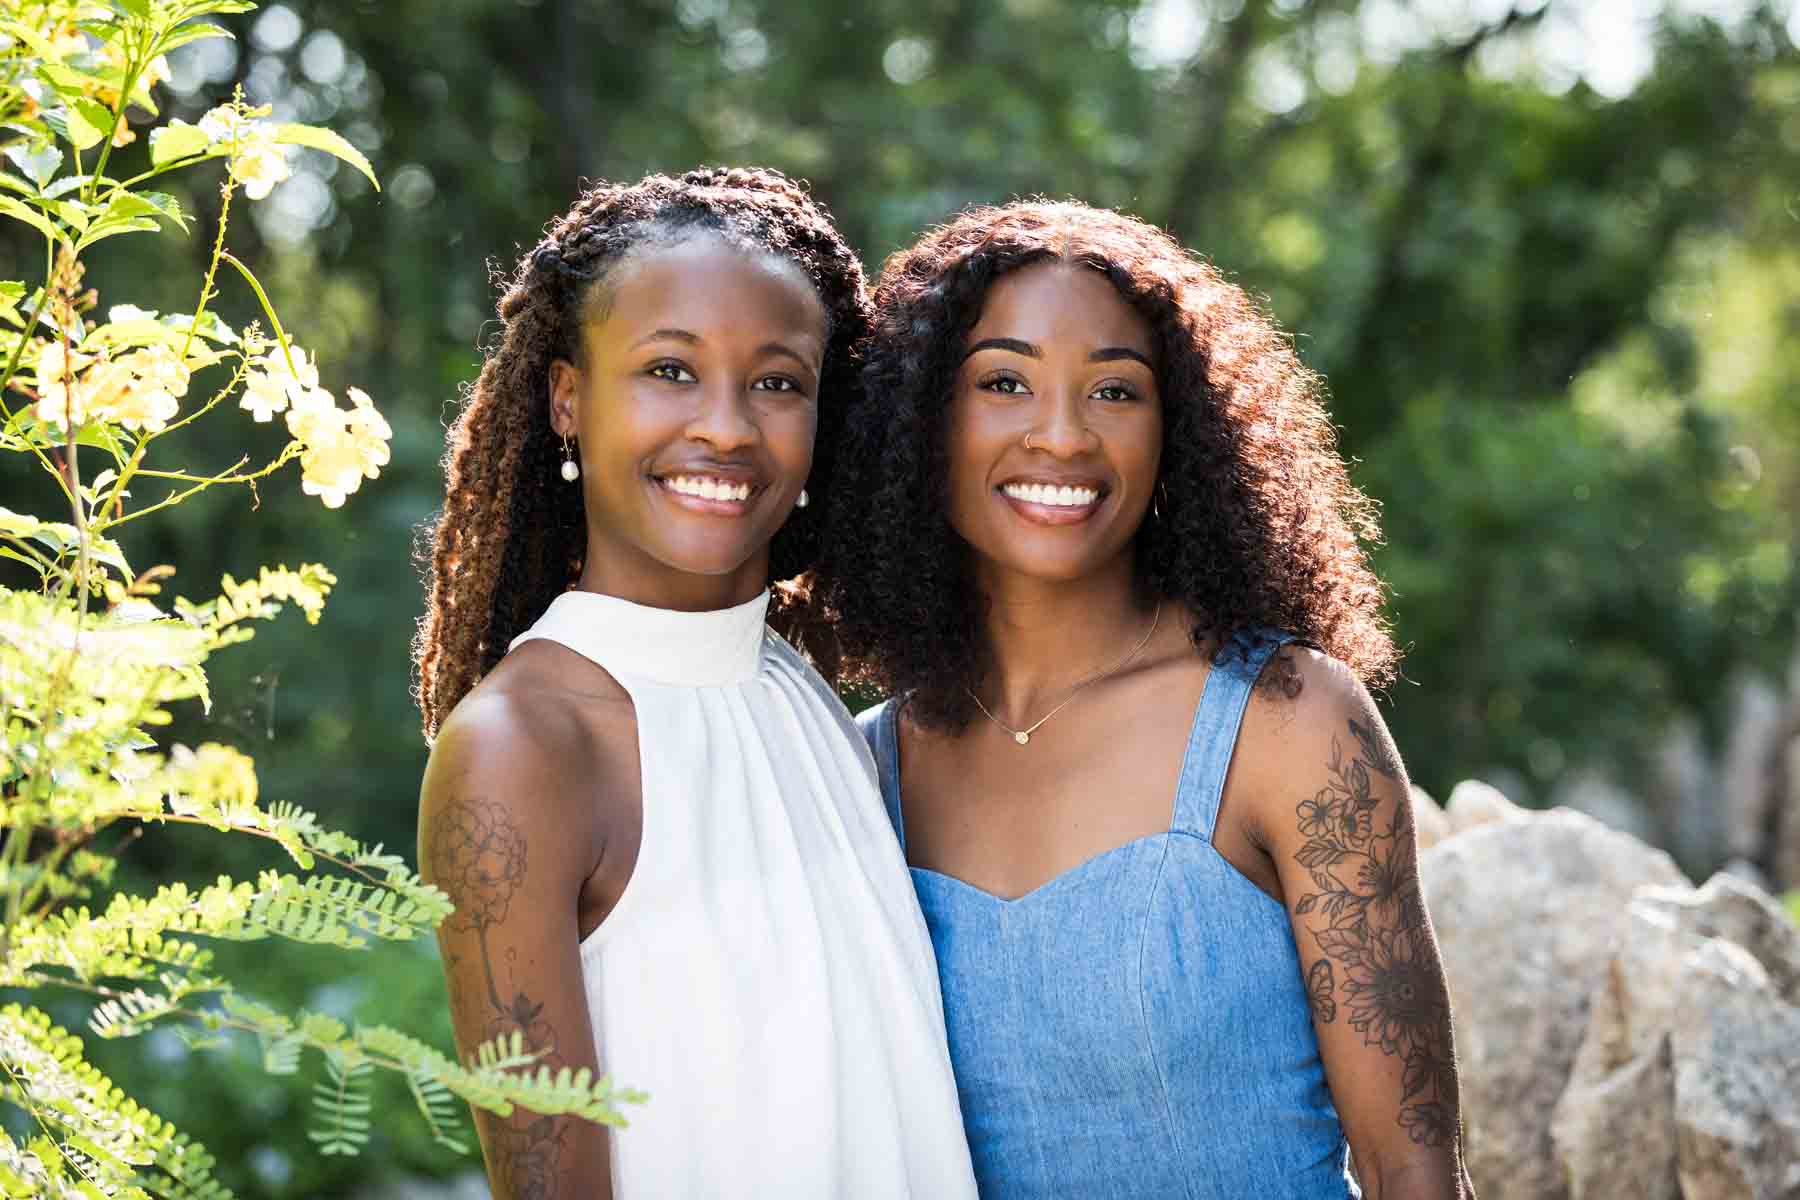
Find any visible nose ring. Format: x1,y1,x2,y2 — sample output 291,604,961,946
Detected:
1024,431,1038,452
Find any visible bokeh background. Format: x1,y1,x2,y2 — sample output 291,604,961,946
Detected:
5,0,1797,1194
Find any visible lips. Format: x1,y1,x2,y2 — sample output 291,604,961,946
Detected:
996,476,1109,525
653,468,762,514
1000,480,1102,509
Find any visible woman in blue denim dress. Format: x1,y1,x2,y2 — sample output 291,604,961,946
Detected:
825,200,1477,1200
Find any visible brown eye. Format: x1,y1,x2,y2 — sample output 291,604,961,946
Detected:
1093,383,1137,404
981,374,1030,396
753,375,804,394
648,361,697,383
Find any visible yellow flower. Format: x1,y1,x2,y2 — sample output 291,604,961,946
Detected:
100,347,188,434
240,343,318,422
297,409,366,509
233,137,291,200
199,105,291,201
344,387,391,479
33,341,90,429
283,384,337,442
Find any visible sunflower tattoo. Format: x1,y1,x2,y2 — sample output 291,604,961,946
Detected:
1292,722,1457,1148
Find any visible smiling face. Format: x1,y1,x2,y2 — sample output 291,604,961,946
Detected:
945,260,1162,588
548,233,826,610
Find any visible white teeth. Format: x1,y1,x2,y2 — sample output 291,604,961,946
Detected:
1002,482,1099,508
666,475,752,502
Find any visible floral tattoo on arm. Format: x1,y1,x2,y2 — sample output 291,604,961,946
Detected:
1292,719,1460,1149
432,793,571,1199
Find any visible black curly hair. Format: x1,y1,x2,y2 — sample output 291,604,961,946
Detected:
414,167,870,738
823,199,1396,730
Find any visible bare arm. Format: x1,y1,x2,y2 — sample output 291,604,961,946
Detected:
419,696,613,1199
1243,653,1476,1199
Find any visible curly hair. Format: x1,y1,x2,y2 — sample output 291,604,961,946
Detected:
823,199,1396,730
414,167,870,739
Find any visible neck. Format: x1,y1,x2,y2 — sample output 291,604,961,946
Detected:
970,552,1155,722
576,542,769,614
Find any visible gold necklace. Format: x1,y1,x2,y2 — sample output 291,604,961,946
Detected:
967,601,1163,746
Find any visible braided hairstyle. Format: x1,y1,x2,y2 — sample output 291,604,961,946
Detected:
414,167,870,739
824,199,1396,731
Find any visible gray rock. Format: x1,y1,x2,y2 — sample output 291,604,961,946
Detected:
1552,1030,1678,1200
1717,856,1773,894
1550,768,1658,844
1552,875,1800,1200
1442,778,1526,837
1420,809,1688,1200
1411,784,1451,851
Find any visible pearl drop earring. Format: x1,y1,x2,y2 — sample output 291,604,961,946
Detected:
795,489,809,509
560,435,579,482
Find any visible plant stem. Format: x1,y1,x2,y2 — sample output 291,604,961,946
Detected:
94,445,298,533
83,27,147,209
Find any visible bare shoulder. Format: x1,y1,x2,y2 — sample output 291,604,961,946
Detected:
418,645,638,889
1233,643,1408,835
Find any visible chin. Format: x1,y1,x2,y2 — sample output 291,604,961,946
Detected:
647,530,772,578
988,547,1118,584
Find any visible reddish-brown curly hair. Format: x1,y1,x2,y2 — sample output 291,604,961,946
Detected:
413,167,870,739
822,199,1396,730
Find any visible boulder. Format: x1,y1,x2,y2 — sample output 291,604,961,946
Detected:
1411,784,1451,851
1553,874,1800,1199
1550,768,1658,844
1442,779,1527,837
1420,809,1688,1200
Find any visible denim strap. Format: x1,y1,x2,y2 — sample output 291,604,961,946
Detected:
1171,629,1295,840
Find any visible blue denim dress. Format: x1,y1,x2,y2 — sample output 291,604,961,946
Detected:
858,632,1359,1199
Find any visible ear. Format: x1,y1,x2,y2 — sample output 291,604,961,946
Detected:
547,356,580,438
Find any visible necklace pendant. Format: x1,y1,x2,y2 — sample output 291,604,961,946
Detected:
1014,730,1030,745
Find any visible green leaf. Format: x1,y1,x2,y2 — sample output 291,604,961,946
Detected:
45,173,100,199
0,195,66,245
111,0,152,18
124,190,189,233
156,20,234,55
75,214,160,251
66,98,113,152
52,199,90,232
149,121,210,165
0,281,23,304
4,142,61,189
274,124,379,191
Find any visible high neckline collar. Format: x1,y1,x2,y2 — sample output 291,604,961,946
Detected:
512,588,770,686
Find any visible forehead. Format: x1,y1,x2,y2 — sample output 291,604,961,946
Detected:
583,234,826,349
967,261,1152,354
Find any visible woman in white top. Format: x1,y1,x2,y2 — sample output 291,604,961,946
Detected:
413,168,976,1199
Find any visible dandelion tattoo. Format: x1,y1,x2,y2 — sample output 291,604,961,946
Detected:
1292,722,1458,1148
432,794,569,1198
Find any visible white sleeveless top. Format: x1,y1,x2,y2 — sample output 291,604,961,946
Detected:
509,589,976,1199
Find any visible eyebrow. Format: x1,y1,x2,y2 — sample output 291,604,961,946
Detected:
962,336,1154,370
628,328,820,370
630,328,699,350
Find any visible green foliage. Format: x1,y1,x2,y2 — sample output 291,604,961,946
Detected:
0,2,637,1192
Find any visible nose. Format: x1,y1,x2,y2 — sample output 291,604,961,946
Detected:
685,376,760,453
1027,385,1100,457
